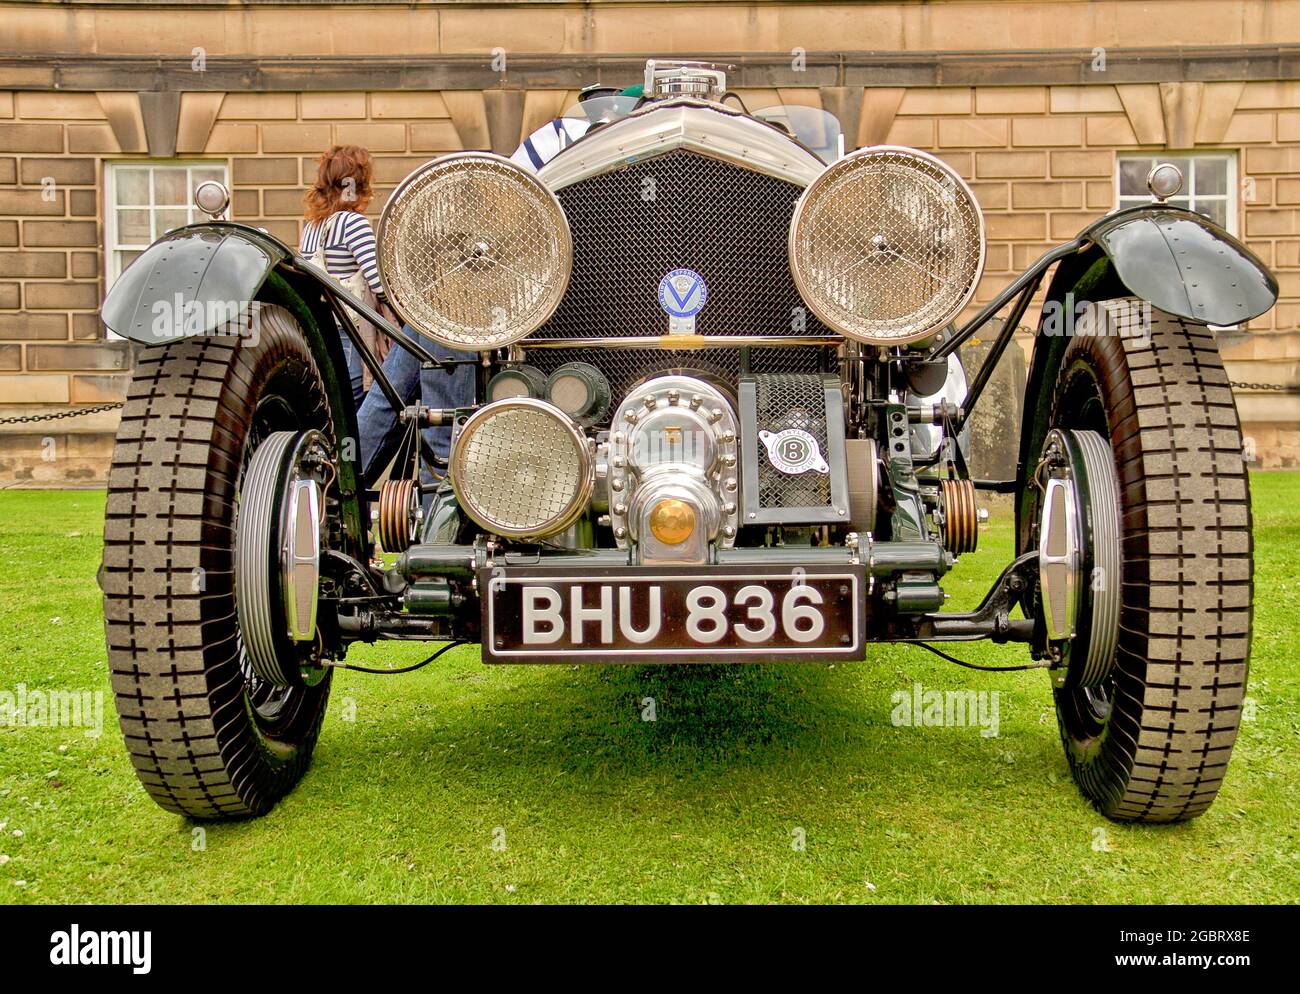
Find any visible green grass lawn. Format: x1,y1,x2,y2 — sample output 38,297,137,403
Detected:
1,476,1297,904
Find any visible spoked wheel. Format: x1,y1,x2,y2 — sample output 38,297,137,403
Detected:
1032,299,1253,823
103,304,342,818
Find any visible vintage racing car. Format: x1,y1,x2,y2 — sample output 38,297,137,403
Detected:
100,61,1277,822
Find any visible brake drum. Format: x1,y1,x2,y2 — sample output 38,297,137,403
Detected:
235,429,332,688
1036,428,1122,688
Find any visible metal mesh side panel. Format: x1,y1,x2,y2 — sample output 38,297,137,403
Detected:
755,374,831,509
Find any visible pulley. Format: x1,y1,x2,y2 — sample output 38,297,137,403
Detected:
938,477,979,555
377,478,422,553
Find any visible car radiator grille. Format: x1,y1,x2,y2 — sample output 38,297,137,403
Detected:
522,149,832,401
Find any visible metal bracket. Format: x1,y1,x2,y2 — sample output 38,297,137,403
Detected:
906,551,1038,643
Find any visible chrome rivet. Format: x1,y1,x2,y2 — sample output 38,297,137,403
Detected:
611,478,624,492
690,395,704,410
667,389,680,405
722,525,736,538
644,396,657,410
614,526,627,539
724,478,737,492
722,502,736,514
624,411,638,424
709,408,723,423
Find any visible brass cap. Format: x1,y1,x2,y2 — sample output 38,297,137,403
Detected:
648,498,696,545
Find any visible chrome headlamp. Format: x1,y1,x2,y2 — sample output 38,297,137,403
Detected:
450,398,594,539
790,146,985,345
377,153,572,351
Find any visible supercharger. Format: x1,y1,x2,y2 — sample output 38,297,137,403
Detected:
604,375,741,564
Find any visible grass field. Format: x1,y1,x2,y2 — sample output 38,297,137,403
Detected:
1,476,1297,904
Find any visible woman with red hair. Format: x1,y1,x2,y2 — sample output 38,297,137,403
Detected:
300,144,390,407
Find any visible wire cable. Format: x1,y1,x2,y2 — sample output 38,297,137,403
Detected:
904,640,1050,672
329,639,467,674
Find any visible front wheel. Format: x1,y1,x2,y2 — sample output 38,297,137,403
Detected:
103,304,338,818
1040,300,1252,823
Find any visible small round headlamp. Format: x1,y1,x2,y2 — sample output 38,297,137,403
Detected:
450,398,594,539
545,362,611,427
487,365,548,402
1147,162,1185,202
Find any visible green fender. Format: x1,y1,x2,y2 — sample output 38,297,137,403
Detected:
101,222,292,343
1014,204,1277,552
101,221,370,561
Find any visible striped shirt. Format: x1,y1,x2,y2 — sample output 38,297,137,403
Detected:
510,118,591,172
300,210,387,301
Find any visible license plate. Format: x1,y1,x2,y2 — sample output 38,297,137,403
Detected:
481,564,866,663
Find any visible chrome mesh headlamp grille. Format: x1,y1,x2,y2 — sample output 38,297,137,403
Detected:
378,153,572,350
532,150,835,341
790,146,984,344
450,398,594,538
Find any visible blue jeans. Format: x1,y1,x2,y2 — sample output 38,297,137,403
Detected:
338,331,367,411
356,325,476,485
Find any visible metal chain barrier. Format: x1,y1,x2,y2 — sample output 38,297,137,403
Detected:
1229,381,1297,393
0,402,124,426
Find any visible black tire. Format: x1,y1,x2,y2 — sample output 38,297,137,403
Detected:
103,304,335,819
1045,300,1252,823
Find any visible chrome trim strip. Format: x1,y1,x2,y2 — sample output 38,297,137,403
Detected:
538,98,827,191
520,335,843,349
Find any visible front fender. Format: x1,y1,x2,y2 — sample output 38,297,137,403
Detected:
102,222,292,342
101,222,373,561
1014,204,1277,553
1084,205,1276,327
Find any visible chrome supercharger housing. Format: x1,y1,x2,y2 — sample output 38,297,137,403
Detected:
1036,427,1122,689
605,375,740,564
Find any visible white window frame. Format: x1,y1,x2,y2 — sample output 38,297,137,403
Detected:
103,159,231,290
1115,152,1238,234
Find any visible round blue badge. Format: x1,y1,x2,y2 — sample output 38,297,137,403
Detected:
658,269,708,318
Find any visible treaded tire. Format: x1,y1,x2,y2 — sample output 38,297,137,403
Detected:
1046,300,1252,823
103,305,334,819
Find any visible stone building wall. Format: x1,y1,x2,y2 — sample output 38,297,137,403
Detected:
2,0,1299,481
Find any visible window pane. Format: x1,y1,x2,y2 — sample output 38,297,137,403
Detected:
155,208,190,235
116,169,151,206
117,250,143,275
1197,201,1228,227
117,208,151,244
1196,157,1228,196
1118,158,1151,196
192,167,225,188
153,168,190,205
